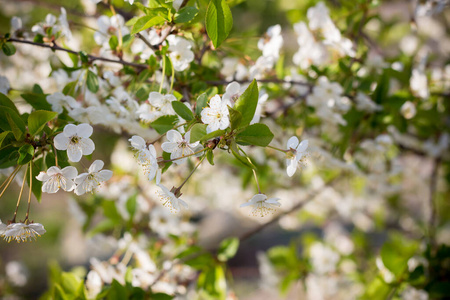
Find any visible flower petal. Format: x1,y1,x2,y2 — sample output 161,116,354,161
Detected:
77,123,93,138
63,124,77,137
98,170,113,182
287,136,299,149
54,133,69,150
79,138,95,155
89,160,104,173
286,159,297,177
61,166,78,179
297,140,308,153
67,144,83,162
166,130,183,143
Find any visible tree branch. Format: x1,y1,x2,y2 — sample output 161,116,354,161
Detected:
206,78,313,87
5,37,148,69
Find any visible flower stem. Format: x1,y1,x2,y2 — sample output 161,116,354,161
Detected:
160,148,207,163
53,143,59,167
12,164,28,223
169,58,175,93
0,165,20,192
176,155,206,192
159,56,166,93
109,4,123,49
0,165,21,199
267,145,288,153
24,160,33,222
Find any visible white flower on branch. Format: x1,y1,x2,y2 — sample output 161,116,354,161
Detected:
94,15,129,47
54,123,95,162
156,184,188,213
74,160,113,195
1,222,46,243
46,92,80,114
32,14,57,36
129,135,159,181
167,35,195,72
258,24,283,60
201,95,230,133
286,137,308,177
161,130,202,165
222,81,245,107
36,166,78,193
309,242,340,274
240,194,281,217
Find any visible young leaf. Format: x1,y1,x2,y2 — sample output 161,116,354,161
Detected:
2,42,16,56
205,0,233,48
0,131,12,149
174,6,199,23
131,15,166,35
200,129,225,142
190,123,207,143
0,107,26,140
109,36,119,50
228,106,242,130
206,149,214,165
151,115,179,134
234,79,259,127
27,157,43,202
230,142,256,169
217,237,240,262
0,93,20,114
86,71,99,93
18,144,34,165
21,93,52,111
28,110,58,136
195,93,208,116
172,101,194,121
236,123,274,147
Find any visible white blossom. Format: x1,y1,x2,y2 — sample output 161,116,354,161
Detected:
94,15,129,47
167,35,194,72
74,160,113,195
401,101,417,119
286,136,308,177
161,130,201,165
201,95,230,133
240,194,281,217
1,222,46,243
31,14,58,36
36,166,78,193
46,92,80,113
401,286,428,300
156,184,188,213
129,135,159,181
309,242,340,274
54,123,95,162
258,24,283,60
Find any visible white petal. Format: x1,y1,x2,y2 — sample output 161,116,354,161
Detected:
42,178,59,193
77,123,93,138
67,144,83,162
251,194,267,202
161,142,178,153
62,179,75,192
74,173,88,184
129,135,146,150
287,136,299,149
240,202,253,207
61,166,78,179
149,92,164,107
226,81,241,94
166,130,183,143
80,138,95,155
178,198,188,209
297,140,308,153
286,159,297,177
36,172,50,182
63,124,77,137
47,166,62,176
148,144,157,158
89,160,104,173
54,133,69,150
98,170,113,181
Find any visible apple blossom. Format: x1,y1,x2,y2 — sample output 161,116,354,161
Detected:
161,130,202,165
167,35,194,72
201,95,230,133
286,137,308,177
156,184,188,213
1,222,46,243
46,92,80,114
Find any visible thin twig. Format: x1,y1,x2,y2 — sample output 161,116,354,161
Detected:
5,37,148,69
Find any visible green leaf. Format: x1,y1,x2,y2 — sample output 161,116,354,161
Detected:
0,107,26,140
230,142,256,169
190,123,207,143
32,84,44,94
62,81,78,96
107,280,128,300
151,115,179,134
130,15,166,35
195,93,208,116
0,93,20,114
234,79,259,127
206,149,214,165
228,106,242,130
102,200,123,223
126,194,137,220
174,6,199,23
60,272,83,297
18,144,34,165
2,42,16,56
236,123,274,147
109,36,119,50
21,93,52,111
0,131,12,149
28,110,58,136
200,129,225,142
150,293,174,300
380,239,418,278
27,157,43,202
86,70,99,93
217,237,239,262
205,0,233,48
172,101,194,121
